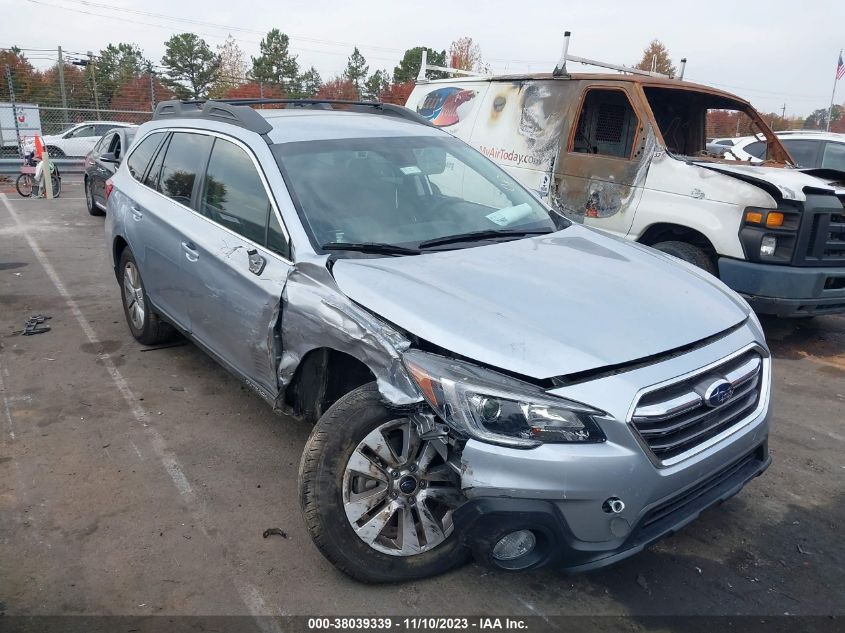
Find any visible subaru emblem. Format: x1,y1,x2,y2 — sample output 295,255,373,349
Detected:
704,380,734,408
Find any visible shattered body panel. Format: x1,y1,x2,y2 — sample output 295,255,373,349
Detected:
276,259,421,408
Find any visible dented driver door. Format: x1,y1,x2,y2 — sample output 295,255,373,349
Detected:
554,85,651,238
179,135,292,401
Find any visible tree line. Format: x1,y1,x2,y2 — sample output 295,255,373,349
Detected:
0,33,489,112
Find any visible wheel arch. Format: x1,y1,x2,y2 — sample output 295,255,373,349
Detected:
637,222,718,258
283,347,378,423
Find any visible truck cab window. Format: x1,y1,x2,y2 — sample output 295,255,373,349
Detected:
572,90,638,159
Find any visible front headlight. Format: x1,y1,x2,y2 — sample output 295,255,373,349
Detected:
402,350,606,449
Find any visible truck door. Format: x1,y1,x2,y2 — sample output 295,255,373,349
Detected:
555,86,649,238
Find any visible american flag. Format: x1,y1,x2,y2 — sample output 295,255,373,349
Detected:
838,52,845,80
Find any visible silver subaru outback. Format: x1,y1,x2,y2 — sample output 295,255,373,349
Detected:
104,99,771,582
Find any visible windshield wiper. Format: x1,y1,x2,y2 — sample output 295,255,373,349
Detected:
321,242,420,256
417,228,553,249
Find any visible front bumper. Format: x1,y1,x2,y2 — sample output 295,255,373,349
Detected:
718,258,845,317
455,442,770,572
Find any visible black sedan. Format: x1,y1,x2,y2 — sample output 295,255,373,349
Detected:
84,126,137,216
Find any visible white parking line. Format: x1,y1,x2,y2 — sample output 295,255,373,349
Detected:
0,193,283,625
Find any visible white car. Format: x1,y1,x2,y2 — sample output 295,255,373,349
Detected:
25,121,133,157
724,131,845,170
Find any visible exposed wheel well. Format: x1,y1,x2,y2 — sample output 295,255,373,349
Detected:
637,223,717,258
285,348,377,423
112,236,128,278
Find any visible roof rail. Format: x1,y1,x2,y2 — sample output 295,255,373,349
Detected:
552,31,686,80
153,99,432,135
416,50,488,83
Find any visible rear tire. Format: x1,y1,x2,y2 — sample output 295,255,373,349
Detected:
299,383,469,583
85,178,103,215
15,174,33,197
652,240,717,276
118,248,175,345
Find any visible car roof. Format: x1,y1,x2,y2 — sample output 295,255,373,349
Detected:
261,109,444,144
421,72,750,107
776,130,844,140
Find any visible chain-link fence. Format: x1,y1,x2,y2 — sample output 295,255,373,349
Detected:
2,51,162,166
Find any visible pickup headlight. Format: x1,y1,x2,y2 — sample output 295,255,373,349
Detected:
402,350,606,449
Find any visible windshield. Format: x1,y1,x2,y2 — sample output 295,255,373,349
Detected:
643,87,793,165
272,135,565,254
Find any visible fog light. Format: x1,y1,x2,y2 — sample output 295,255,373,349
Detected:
760,235,777,256
492,530,536,561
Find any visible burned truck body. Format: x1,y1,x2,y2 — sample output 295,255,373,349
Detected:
407,66,845,316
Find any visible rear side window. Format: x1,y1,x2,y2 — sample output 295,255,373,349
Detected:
200,138,275,247
159,133,213,206
821,142,845,172
781,139,821,168
126,132,165,181
743,141,766,159
572,89,639,159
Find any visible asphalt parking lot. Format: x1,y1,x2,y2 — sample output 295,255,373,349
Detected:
1,183,844,626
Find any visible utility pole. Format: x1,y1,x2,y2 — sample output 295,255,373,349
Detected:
780,103,786,129
72,53,101,119
57,46,69,125
4,64,23,158
88,51,100,119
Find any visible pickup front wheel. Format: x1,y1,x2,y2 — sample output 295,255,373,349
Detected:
652,241,717,276
299,383,469,582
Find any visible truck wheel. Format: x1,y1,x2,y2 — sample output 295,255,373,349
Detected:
118,248,175,345
299,382,469,583
652,241,717,276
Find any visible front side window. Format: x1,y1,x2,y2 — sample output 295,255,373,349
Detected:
273,135,563,252
92,134,111,155
69,125,95,138
126,131,165,181
821,142,845,171
200,138,274,247
572,89,638,159
158,133,213,206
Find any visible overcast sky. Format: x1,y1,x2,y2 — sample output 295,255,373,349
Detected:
2,0,844,116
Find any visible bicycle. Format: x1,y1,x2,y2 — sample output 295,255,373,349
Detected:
16,153,62,198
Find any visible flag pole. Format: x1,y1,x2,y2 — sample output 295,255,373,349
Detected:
826,49,843,132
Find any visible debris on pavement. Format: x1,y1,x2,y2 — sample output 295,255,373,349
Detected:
20,314,52,336
263,528,288,539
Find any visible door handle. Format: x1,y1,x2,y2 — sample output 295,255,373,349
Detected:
181,241,199,262
247,249,266,275
130,206,143,221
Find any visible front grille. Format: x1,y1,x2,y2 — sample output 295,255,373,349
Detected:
795,194,845,266
630,350,764,462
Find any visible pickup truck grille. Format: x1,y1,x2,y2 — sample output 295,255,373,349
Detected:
801,211,845,263
794,193,845,266
630,351,764,463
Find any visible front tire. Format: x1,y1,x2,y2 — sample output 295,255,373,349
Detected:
15,174,33,197
118,248,174,345
299,383,469,583
652,240,717,276
46,146,65,158
85,178,103,215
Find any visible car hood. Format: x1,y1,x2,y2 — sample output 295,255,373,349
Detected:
331,226,748,380
695,162,842,201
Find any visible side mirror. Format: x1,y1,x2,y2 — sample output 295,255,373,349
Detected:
100,152,120,164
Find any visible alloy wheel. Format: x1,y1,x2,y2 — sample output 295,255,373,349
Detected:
342,418,463,556
122,261,146,330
